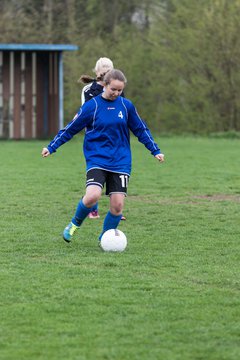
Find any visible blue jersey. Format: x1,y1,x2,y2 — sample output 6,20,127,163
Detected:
47,95,161,175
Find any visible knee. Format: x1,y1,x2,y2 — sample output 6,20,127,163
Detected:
110,202,123,215
110,194,124,215
83,193,100,208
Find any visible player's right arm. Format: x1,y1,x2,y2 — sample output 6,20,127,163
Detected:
41,147,50,157
41,100,96,157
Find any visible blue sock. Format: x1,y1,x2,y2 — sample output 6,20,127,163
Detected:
99,211,122,240
91,202,98,212
72,199,92,226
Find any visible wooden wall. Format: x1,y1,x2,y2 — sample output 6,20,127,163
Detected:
0,50,60,139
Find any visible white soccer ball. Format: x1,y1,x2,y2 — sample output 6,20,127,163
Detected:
100,229,127,252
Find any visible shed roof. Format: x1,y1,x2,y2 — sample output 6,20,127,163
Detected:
0,43,78,51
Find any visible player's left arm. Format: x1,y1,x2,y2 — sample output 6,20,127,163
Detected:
126,102,164,162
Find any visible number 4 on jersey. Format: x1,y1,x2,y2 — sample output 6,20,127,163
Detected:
118,111,123,119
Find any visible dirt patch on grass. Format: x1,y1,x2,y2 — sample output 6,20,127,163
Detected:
191,194,240,202
128,194,240,204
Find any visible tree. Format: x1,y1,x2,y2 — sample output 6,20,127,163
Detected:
1,0,240,133
148,0,240,133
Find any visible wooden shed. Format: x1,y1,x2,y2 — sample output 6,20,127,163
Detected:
0,43,78,139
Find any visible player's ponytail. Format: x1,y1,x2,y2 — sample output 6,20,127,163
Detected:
78,75,95,84
78,57,114,84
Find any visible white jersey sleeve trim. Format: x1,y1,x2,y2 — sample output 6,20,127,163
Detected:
81,83,93,105
120,97,129,120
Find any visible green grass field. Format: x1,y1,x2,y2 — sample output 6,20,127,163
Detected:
1,136,240,360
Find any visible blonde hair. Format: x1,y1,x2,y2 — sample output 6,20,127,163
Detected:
78,57,114,84
94,57,113,75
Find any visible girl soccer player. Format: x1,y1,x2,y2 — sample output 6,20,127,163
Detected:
79,57,126,220
41,69,164,243
80,57,114,104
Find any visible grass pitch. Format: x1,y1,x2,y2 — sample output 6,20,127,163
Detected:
0,136,240,360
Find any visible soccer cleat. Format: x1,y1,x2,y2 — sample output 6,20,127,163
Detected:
88,210,100,219
63,222,79,242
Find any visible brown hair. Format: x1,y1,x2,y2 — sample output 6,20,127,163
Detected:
78,70,112,84
78,74,95,84
103,69,127,85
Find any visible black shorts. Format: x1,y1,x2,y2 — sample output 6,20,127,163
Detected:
86,168,130,196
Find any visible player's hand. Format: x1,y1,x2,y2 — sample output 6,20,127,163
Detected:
41,147,50,158
155,153,165,162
